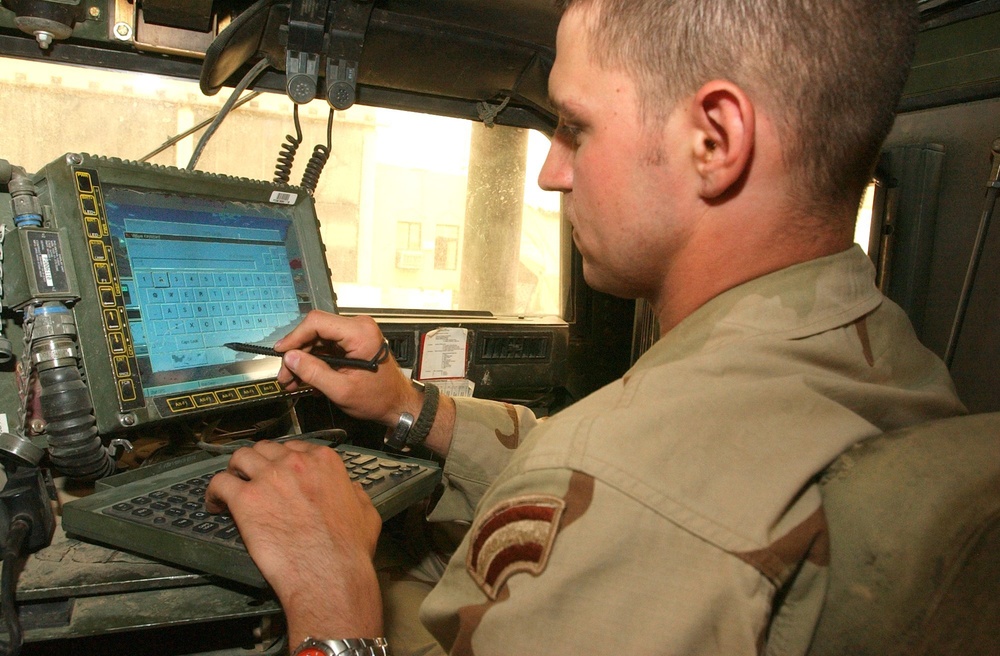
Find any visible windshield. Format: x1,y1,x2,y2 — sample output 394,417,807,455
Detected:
0,56,563,318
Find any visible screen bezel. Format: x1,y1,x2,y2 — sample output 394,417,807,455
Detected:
40,154,337,435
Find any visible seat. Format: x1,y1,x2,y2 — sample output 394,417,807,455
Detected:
806,412,1000,655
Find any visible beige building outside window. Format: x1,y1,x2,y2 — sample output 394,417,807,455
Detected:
1,56,563,318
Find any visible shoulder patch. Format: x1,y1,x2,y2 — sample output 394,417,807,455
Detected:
466,495,565,600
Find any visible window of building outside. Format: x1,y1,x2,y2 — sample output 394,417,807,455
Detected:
434,225,460,271
0,56,564,319
395,221,423,270
397,221,422,250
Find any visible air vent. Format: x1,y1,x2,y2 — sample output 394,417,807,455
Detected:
385,334,414,367
395,250,426,269
478,335,551,362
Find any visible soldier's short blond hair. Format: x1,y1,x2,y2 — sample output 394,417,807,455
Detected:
557,0,919,222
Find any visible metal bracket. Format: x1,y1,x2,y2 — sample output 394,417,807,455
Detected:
988,138,1000,189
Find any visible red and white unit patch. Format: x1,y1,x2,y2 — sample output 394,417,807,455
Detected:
466,495,566,600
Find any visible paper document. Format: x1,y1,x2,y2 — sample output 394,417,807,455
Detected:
418,327,469,379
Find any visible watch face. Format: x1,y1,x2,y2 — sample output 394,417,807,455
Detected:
295,649,329,656
294,637,389,656
293,638,335,656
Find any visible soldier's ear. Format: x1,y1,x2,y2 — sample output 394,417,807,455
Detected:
689,80,755,199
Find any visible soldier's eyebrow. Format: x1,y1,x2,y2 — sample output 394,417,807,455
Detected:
549,96,585,125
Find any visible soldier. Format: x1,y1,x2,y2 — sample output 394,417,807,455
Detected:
207,0,965,654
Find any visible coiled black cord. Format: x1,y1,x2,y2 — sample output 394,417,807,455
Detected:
273,104,303,185
1,518,31,656
300,109,335,195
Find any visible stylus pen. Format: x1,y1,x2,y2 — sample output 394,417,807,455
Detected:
224,341,390,372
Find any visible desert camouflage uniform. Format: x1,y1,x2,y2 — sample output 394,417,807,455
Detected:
392,246,965,655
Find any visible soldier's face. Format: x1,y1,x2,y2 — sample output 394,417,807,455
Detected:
539,6,697,301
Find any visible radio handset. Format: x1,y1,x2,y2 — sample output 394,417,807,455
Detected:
284,0,330,104
324,0,375,110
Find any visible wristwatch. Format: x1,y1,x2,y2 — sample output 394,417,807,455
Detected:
383,380,440,452
292,637,391,656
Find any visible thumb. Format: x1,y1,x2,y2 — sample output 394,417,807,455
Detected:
282,350,337,394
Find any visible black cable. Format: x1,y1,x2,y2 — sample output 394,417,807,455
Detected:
273,104,303,184
187,58,271,171
1,518,31,656
301,108,334,194
140,91,263,163
196,427,349,455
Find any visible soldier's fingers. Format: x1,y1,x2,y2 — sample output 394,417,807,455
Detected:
205,469,244,513
226,445,273,480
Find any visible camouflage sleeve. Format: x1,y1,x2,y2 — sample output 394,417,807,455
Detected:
420,467,775,655
425,397,540,524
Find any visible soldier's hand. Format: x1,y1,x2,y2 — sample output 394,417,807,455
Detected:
275,311,419,426
205,438,383,642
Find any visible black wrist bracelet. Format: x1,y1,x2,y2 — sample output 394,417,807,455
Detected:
407,381,440,447
384,381,439,452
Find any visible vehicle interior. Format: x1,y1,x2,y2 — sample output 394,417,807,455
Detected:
0,0,998,653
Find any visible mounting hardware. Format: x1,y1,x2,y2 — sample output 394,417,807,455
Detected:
108,438,134,458
0,433,44,467
113,21,132,41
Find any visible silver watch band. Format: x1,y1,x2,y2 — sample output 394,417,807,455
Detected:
292,636,391,656
383,409,415,451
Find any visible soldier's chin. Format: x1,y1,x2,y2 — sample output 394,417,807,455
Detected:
581,262,640,300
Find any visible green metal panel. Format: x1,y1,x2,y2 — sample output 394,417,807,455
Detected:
905,11,1000,103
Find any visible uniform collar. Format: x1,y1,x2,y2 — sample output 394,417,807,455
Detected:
631,245,884,374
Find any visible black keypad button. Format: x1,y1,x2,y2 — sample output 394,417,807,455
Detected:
215,525,241,540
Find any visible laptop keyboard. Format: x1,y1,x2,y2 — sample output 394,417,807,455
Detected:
63,444,441,588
